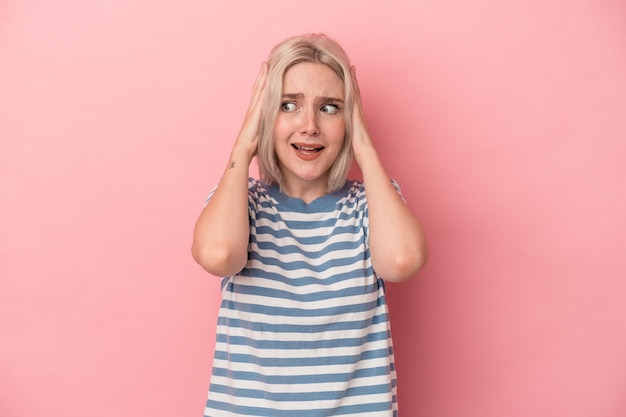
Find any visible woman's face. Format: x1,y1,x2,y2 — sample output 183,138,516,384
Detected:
273,62,346,198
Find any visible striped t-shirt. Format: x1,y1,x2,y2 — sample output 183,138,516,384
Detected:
204,178,399,417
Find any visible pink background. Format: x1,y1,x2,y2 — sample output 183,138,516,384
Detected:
2,1,625,416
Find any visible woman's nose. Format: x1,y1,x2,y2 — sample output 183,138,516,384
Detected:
300,107,320,136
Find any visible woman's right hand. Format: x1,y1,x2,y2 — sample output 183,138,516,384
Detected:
193,62,268,277
233,62,268,162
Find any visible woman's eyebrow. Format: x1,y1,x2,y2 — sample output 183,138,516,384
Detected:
282,93,344,103
319,96,344,103
282,93,304,99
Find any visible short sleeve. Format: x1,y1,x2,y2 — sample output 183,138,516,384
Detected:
361,179,406,248
204,178,261,211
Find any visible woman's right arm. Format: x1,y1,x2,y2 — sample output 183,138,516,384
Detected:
191,63,268,277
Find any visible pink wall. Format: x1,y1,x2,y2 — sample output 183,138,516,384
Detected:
2,1,625,416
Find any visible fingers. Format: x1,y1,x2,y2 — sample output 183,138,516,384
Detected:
249,62,268,110
350,66,362,108
350,66,366,125
350,65,366,125
349,65,375,159
241,62,268,129
243,62,268,129
234,62,268,158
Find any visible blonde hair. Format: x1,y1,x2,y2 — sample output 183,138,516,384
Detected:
257,33,354,193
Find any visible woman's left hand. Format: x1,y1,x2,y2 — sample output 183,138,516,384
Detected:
348,66,428,282
350,66,375,165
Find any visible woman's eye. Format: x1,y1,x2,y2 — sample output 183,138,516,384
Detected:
320,104,340,115
281,102,297,112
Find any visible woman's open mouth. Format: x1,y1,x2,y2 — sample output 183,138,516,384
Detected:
292,144,324,160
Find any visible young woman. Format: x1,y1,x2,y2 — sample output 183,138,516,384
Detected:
192,33,428,417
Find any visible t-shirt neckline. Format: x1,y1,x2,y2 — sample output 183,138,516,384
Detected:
265,180,353,212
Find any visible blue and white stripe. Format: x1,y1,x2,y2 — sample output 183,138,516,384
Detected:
204,178,399,417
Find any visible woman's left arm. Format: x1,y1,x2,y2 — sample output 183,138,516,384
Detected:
350,67,428,282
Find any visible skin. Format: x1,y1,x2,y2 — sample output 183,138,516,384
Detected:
192,61,428,282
